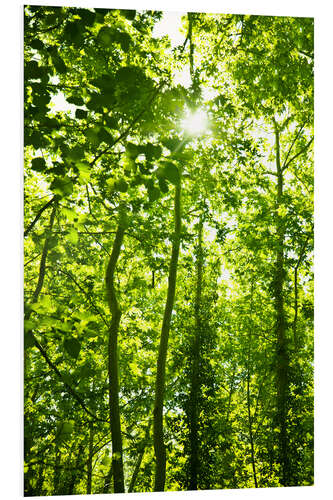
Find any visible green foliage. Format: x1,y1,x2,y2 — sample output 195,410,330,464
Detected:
24,5,313,496
63,337,81,359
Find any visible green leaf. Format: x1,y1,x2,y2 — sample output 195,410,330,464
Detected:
97,26,116,45
86,127,100,145
67,95,84,106
24,331,35,349
158,177,169,193
148,186,160,202
75,109,88,119
64,21,82,44
67,227,79,245
53,56,67,74
77,162,90,182
47,235,58,249
161,162,180,185
115,179,128,193
31,157,46,172
122,10,136,20
144,143,162,161
117,32,131,52
62,207,76,223
98,127,113,144
161,137,184,153
30,39,44,51
77,8,96,26
67,145,85,161
50,177,73,197
63,337,81,359
55,421,74,443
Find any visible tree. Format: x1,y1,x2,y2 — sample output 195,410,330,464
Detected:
24,6,314,495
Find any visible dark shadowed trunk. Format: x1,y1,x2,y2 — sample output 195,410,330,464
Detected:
273,120,290,486
246,283,258,488
86,422,94,494
153,180,182,491
188,214,203,490
105,218,126,493
128,420,152,492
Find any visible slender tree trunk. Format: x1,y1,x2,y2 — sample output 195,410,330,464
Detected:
105,219,126,493
247,368,258,488
34,464,44,495
293,232,311,347
53,447,61,495
246,282,258,488
153,180,182,491
102,463,113,493
188,215,203,490
86,422,94,494
24,204,57,497
67,442,85,495
273,120,290,486
128,420,151,493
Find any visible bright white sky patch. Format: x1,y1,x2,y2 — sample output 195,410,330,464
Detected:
49,91,76,116
181,108,208,135
152,11,185,48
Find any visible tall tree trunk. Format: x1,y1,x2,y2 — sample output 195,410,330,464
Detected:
67,441,85,495
246,282,258,488
293,232,311,347
102,463,113,493
86,422,94,494
128,420,151,493
105,218,126,493
153,180,182,491
273,120,290,486
188,214,203,490
24,203,57,497
53,447,61,495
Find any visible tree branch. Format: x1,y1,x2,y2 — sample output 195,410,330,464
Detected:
24,196,56,238
282,123,305,170
89,82,165,168
282,136,313,172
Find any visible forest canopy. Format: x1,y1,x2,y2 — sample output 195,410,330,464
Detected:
24,5,314,496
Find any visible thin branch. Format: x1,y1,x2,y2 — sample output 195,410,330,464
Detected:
32,203,57,303
282,123,305,170
89,82,165,168
86,184,93,215
25,252,42,267
24,196,56,238
29,333,108,424
297,49,314,60
82,225,111,256
282,137,314,172
56,268,109,328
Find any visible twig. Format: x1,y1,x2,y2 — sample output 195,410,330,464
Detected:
24,196,56,238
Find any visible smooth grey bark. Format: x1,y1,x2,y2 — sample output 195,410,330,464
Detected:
153,180,182,492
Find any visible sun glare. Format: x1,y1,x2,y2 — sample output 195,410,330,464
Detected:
181,109,208,135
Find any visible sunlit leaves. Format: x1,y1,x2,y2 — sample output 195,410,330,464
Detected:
23,5,313,495
67,227,79,245
159,162,180,185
